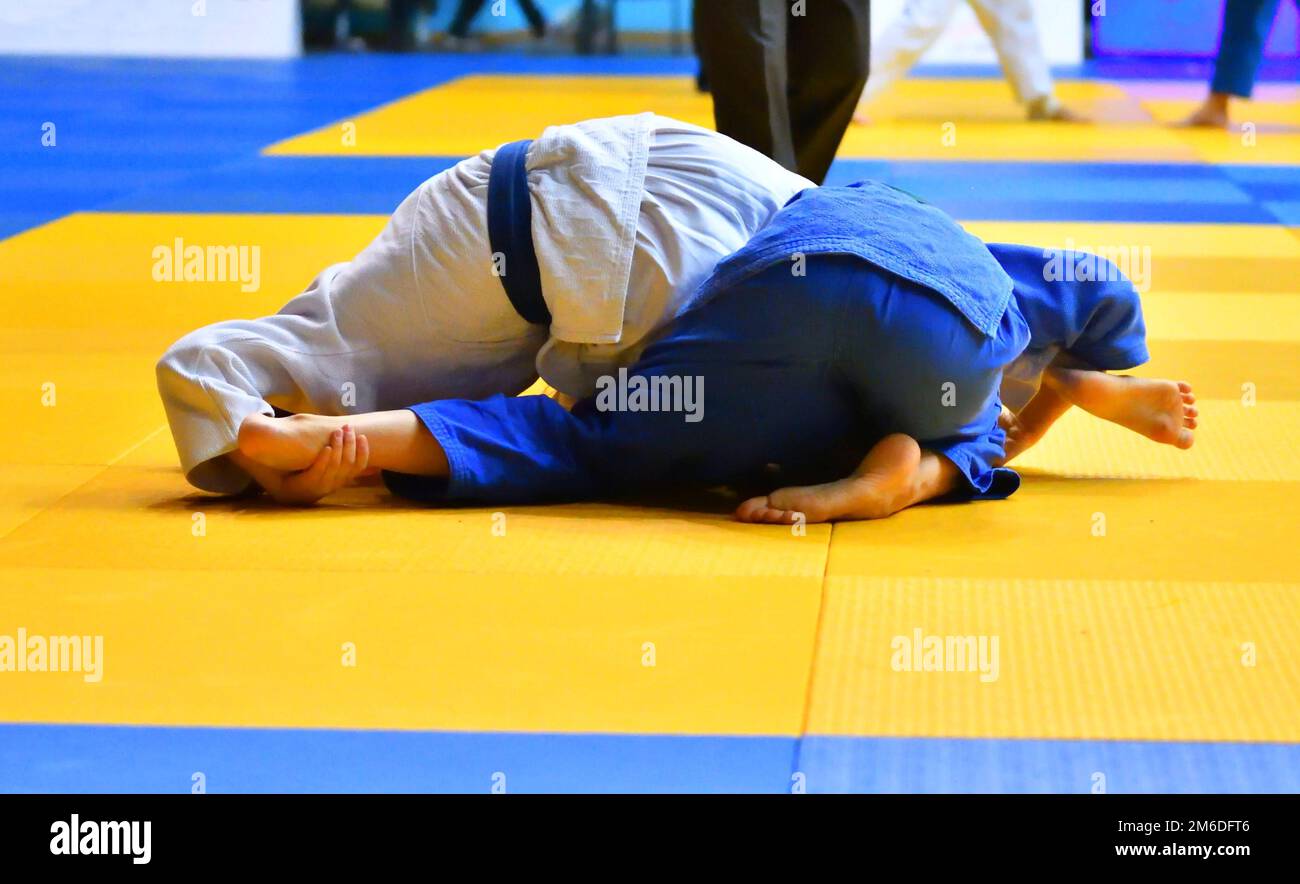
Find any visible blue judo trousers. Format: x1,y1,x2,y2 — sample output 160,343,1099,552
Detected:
383,176,1148,506
1211,0,1297,99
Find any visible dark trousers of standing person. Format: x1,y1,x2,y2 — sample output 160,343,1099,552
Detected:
694,0,871,185
387,0,418,49
1211,0,1294,97
449,0,547,38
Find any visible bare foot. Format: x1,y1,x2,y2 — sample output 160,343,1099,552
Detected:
1067,375,1197,449
735,434,922,524
1029,104,1089,123
1025,95,1089,123
1181,105,1229,128
1180,94,1230,128
237,412,345,472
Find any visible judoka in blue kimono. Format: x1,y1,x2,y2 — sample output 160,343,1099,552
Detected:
382,178,1148,507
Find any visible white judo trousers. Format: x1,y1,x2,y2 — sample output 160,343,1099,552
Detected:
859,0,1057,109
156,114,812,493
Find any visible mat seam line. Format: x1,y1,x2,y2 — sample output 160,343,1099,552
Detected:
789,522,835,790
0,425,165,544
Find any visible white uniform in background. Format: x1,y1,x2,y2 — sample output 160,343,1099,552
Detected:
156,113,812,493
860,0,1061,115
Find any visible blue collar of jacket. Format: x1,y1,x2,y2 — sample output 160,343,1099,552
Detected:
694,180,1014,337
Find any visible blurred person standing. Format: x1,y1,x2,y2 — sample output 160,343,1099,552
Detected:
693,1,872,184
1184,0,1298,127
855,0,1084,123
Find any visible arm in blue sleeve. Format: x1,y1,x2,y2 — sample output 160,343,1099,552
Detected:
1061,272,1150,370
986,242,1150,371
381,395,610,504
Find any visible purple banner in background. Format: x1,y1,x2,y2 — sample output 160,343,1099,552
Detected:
1092,0,1298,58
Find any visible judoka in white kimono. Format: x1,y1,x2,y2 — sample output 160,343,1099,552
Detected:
156,114,812,493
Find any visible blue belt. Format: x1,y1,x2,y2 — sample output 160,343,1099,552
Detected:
487,139,552,326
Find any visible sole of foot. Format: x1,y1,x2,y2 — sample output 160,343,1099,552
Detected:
237,413,338,472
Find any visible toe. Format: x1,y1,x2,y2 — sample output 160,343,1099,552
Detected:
769,489,833,523
1154,415,1183,444
734,497,770,522
1176,428,1195,449
736,497,798,523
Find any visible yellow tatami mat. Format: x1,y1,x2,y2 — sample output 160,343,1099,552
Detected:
0,564,824,735
805,575,1300,742
1014,400,1300,481
267,75,1300,165
0,431,828,735
0,211,389,334
0,213,386,465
